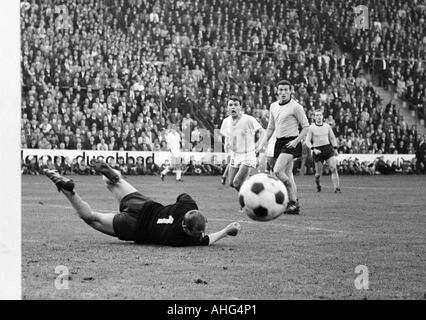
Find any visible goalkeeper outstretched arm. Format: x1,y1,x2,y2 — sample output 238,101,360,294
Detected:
207,222,241,245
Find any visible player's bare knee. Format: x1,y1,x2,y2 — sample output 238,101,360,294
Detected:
83,213,107,231
81,215,97,227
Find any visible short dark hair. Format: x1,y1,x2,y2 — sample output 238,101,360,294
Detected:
183,210,207,232
314,109,323,114
275,80,292,88
227,96,241,105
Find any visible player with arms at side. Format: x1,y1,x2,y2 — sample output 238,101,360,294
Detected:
44,160,241,247
256,80,310,215
161,124,183,182
220,96,264,192
305,109,342,193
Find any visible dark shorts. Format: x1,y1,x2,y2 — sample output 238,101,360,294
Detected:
112,192,151,241
313,144,335,163
274,136,302,159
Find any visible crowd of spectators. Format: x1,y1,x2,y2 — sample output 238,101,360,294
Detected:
20,0,426,162
335,156,419,175
340,0,426,122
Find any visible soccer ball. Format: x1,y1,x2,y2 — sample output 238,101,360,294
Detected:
238,173,288,222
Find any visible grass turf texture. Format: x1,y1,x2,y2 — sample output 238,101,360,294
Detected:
22,174,425,300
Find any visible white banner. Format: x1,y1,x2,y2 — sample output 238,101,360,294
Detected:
21,149,228,165
21,149,415,166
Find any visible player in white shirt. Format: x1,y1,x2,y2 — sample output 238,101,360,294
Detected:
305,110,341,193
161,124,184,182
256,80,310,215
220,96,264,191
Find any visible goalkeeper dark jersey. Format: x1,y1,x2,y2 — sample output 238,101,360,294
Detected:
135,194,209,246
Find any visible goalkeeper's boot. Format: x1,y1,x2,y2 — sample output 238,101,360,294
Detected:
44,170,75,194
91,159,120,183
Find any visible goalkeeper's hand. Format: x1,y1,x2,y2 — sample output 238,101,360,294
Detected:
225,222,241,236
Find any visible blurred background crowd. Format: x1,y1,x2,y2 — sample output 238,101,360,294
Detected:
20,0,426,175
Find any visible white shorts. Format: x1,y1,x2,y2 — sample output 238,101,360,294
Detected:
230,152,257,168
266,137,276,158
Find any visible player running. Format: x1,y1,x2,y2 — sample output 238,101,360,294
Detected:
161,124,183,182
43,161,241,247
256,80,310,215
220,96,264,191
305,109,342,193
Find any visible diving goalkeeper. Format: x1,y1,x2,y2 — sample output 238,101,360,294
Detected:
44,160,241,247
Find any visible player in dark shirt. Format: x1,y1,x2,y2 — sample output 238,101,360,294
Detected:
43,160,241,247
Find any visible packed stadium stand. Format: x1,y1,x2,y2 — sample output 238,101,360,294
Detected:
20,0,426,175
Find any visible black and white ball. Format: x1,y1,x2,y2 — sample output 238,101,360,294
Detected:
238,173,288,222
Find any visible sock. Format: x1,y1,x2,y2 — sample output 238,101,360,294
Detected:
331,172,340,189
315,175,321,187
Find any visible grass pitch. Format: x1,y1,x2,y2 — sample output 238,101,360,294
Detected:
22,174,425,299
